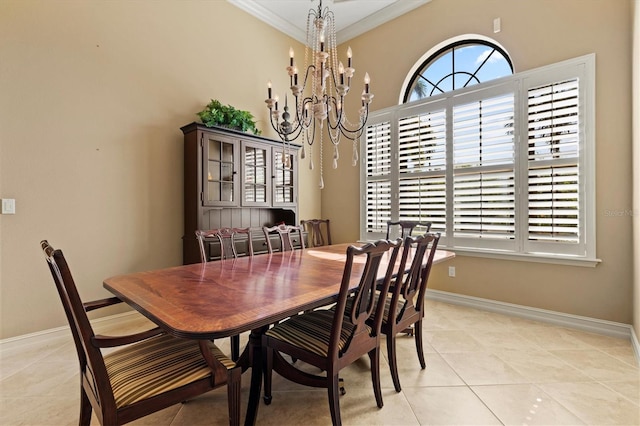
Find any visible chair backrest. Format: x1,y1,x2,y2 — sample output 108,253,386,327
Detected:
388,233,441,324
40,240,116,411
262,224,305,253
329,239,402,360
300,219,332,247
385,220,432,239
196,227,253,262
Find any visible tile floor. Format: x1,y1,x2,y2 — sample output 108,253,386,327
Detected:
1,300,638,425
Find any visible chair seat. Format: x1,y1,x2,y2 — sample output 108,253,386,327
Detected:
105,334,235,408
265,309,370,358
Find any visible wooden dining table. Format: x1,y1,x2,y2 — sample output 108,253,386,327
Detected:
103,242,454,425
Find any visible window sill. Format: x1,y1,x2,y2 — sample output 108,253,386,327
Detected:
445,247,601,267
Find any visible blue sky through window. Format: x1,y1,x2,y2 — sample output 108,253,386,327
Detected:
406,41,512,102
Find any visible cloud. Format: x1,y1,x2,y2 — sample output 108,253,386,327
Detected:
475,49,498,66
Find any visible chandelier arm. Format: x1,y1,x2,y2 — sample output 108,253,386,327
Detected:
323,96,369,138
293,96,315,129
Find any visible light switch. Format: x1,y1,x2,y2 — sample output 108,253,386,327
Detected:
2,198,16,214
493,17,501,33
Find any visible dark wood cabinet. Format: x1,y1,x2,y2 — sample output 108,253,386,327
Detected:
181,122,300,264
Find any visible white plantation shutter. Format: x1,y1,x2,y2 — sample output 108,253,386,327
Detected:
361,55,595,263
525,77,584,255
527,165,579,242
452,94,515,248
397,109,447,233
364,120,392,235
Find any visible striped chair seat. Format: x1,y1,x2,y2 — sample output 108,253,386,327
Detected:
104,333,235,408
265,309,370,357
379,295,408,324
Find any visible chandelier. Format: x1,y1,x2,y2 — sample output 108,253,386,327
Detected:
264,0,374,189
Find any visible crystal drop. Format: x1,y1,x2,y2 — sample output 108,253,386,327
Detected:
319,175,324,189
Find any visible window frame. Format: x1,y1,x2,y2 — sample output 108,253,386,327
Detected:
360,54,598,267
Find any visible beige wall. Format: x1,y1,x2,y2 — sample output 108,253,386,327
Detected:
0,0,636,339
0,0,319,339
633,0,640,341
324,0,636,324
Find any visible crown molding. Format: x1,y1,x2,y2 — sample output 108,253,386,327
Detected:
228,0,431,44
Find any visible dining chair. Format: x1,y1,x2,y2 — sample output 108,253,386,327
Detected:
196,227,253,262
385,220,432,239
261,239,402,426
196,227,253,361
379,232,440,392
262,223,305,253
300,218,332,247
40,240,241,426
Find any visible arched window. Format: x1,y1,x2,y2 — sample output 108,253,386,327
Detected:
363,44,597,265
403,39,513,102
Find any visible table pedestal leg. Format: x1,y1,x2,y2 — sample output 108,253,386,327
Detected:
244,326,268,426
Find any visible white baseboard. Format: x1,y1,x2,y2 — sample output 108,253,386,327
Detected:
426,289,640,366
0,311,140,352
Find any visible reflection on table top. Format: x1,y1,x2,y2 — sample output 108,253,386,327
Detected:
103,243,455,340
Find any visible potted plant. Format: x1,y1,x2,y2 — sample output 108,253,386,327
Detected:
197,99,261,135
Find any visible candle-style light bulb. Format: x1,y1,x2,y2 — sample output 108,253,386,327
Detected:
338,62,344,85
364,72,370,93
294,67,298,85
320,33,325,52
289,47,294,66
347,46,352,67
267,80,272,98
274,94,279,111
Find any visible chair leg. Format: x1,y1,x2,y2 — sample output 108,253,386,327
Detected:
386,333,402,392
79,386,92,426
262,342,273,405
227,367,242,426
231,335,240,362
414,319,426,369
368,347,384,408
328,373,342,426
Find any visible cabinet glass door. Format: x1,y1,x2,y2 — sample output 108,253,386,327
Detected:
242,142,269,206
273,148,296,205
204,134,238,206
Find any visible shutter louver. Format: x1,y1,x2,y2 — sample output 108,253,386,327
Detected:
452,94,515,240
365,121,392,234
366,180,391,233
366,122,391,177
527,79,580,244
398,176,446,233
453,171,515,239
397,110,447,234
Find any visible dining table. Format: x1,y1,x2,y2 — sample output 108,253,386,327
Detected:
103,242,454,425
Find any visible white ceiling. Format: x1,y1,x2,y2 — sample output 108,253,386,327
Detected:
228,0,431,44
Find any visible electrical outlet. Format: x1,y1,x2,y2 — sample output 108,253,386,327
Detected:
2,198,15,214
448,266,456,277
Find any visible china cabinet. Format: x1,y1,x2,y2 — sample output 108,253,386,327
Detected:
181,122,300,264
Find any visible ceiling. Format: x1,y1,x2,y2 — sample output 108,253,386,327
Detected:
228,0,431,44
